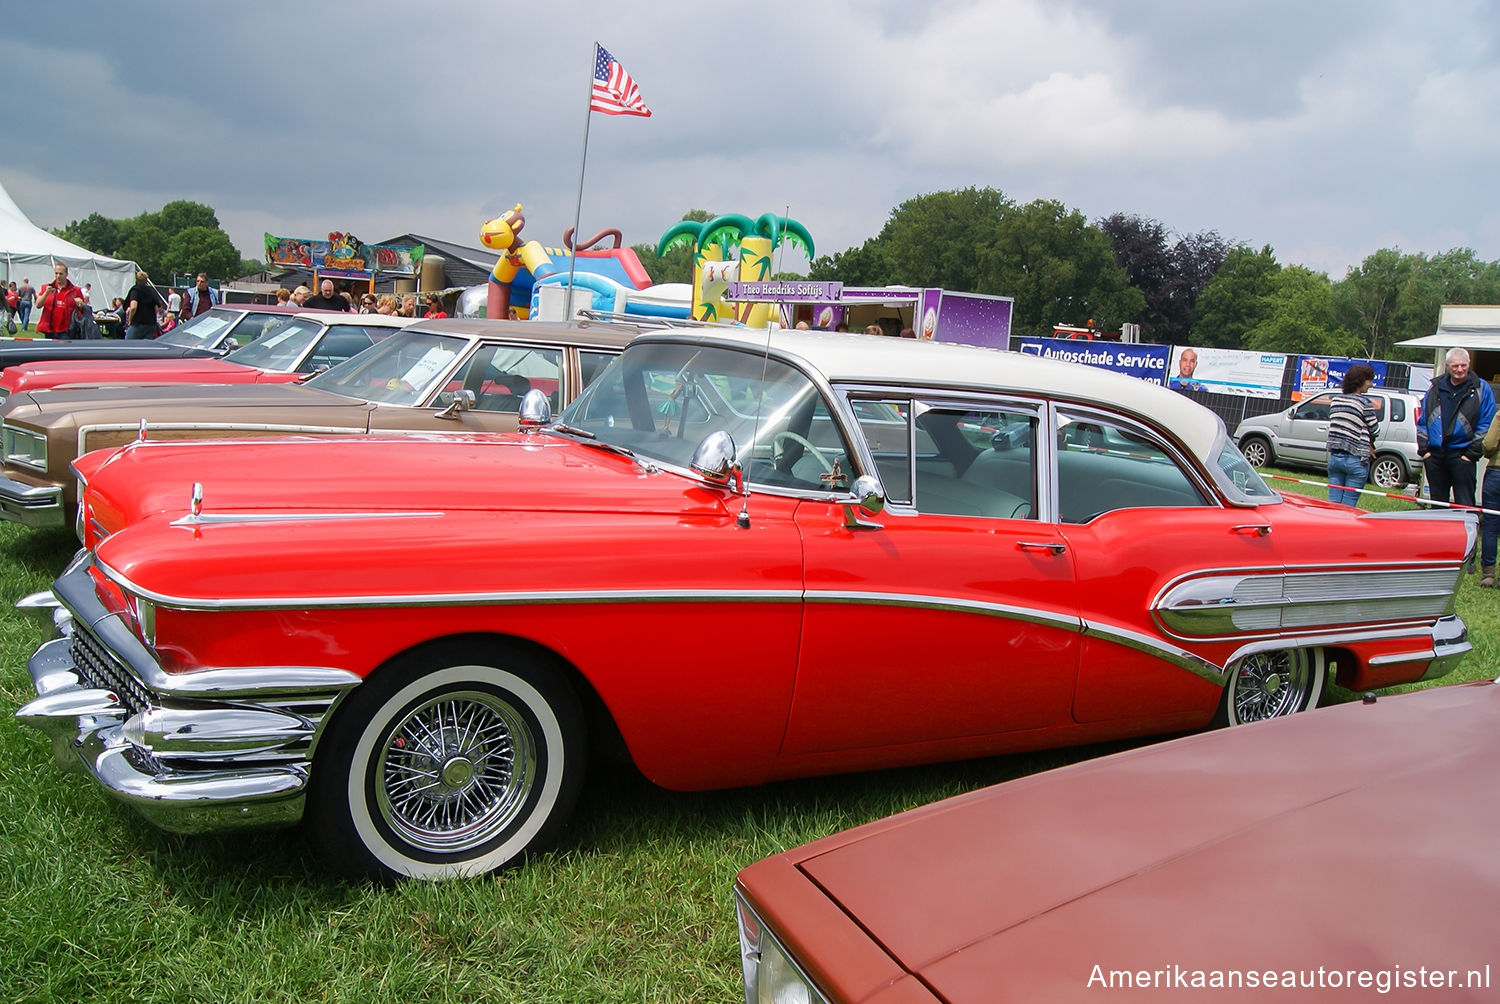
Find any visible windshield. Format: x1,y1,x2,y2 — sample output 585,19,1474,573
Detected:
560,341,855,491
223,318,320,370
305,329,469,406
157,307,238,348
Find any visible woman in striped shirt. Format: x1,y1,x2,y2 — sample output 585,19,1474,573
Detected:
1324,363,1379,506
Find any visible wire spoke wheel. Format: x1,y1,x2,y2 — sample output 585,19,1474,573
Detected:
1220,648,1325,726
376,690,536,854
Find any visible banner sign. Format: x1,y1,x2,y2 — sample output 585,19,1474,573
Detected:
725,280,842,301
1018,337,1170,382
1292,355,1389,400
1168,346,1286,397
263,232,425,277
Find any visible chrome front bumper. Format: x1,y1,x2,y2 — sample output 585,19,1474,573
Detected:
15,557,362,834
0,472,64,527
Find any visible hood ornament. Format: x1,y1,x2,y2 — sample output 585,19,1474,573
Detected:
190,482,203,519
137,418,148,442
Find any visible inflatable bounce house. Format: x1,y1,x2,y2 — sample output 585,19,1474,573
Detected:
480,204,691,321
656,212,814,325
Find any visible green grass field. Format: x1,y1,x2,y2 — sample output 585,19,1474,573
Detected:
0,467,1492,1002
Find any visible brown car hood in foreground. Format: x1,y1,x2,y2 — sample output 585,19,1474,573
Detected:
740,681,1500,1003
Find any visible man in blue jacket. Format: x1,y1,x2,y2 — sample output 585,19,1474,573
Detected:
1418,347,1496,507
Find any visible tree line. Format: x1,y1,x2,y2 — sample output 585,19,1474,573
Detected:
53,201,258,285
638,188,1500,362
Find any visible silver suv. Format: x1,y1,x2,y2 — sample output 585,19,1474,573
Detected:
1233,388,1421,489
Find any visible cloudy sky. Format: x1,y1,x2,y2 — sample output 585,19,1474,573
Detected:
5,0,1497,280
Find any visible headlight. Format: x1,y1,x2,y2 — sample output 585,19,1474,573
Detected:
736,892,829,1004
2,423,47,471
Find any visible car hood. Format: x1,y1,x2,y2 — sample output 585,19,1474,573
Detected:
9,381,369,428
83,430,727,527
767,682,1500,1001
83,432,740,606
3,358,256,394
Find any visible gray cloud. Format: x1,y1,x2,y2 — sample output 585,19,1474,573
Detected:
5,0,1497,281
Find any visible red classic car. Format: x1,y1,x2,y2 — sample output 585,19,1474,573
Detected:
0,311,415,401
16,328,1476,881
734,679,1500,1003
0,303,327,380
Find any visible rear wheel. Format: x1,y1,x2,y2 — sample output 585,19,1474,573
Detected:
1239,435,1272,468
1215,648,1325,726
1370,453,1408,490
306,641,586,882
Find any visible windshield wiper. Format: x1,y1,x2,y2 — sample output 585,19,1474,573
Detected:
547,423,638,460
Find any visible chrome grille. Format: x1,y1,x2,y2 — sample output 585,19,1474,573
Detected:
71,624,152,715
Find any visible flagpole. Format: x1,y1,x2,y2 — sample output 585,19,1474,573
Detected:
565,44,597,320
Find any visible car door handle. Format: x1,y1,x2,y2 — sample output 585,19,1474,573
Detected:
1230,524,1272,536
1017,540,1067,554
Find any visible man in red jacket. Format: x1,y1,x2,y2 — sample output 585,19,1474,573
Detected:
34,262,87,339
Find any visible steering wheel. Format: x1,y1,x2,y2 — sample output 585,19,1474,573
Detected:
770,431,834,473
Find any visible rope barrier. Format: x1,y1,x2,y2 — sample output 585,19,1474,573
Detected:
1260,472,1499,517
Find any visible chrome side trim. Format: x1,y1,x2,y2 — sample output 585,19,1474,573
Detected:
78,421,368,455
1155,567,1462,638
51,560,362,698
804,590,1082,632
97,559,805,612
1079,619,1227,684
170,510,446,528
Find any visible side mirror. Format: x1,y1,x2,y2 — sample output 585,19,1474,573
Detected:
690,430,744,493
518,388,552,431
850,475,884,515
841,475,885,529
436,389,476,420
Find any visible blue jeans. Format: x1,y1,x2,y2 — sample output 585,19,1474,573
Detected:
1481,468,1500,567
125,324,157,340
1327,451,1369,506
16,302,30,328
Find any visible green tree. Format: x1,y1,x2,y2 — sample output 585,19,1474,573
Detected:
162,226,242,281
987,199,1144,334
876,187,1015,293
117,221,170,280
153,199,219,235
1192,245,1281,348
807,239,894,285
1331,248,1423,360
55,212,126,257
634,209,712,284
1243,266,1357,355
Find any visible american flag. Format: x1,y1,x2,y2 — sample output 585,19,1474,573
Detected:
591,44,651,118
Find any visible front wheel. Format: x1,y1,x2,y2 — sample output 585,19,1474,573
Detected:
1370,454,1408,490
1214,647,1325,727
306,642,586,882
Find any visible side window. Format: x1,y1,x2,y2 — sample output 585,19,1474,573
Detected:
299,329,375,372
579,350,616,391
1292,394,1332,422
441,345,563,413
1056,411,1209,523
912,406,1036,519
852,398,912,503
1384,396,1403,422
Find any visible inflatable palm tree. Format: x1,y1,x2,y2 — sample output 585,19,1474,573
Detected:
658,213,814,324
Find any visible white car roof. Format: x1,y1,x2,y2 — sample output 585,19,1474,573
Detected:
295,312,421,329
650,327,1224,461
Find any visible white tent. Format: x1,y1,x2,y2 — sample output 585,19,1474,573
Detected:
0,179,137,306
